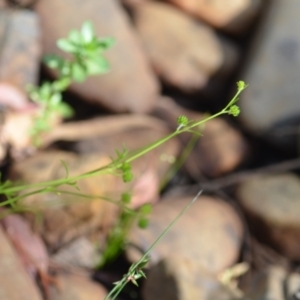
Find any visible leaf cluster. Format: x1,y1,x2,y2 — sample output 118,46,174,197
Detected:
28,21,114,145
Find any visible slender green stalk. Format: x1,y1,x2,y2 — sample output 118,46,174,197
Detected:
104,190,203,300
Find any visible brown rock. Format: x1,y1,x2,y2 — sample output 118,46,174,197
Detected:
127,194,243,274
143,254,240,300
0,226,42,300
164,0,262,34
154,97,248,177
35,0,159,113
236,173,300,260
0,1,7,8
133,2,238,92
239,0,300,150
49,273,107,300
10,151,117,250
1,214,49,279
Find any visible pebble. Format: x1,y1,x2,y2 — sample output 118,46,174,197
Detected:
35,0,159,113
243,265,300,300
127,194,244,274
239,0,300,150
163,0,262,34
0,9,40,99
236,173,300,260
49,273,107,300
0,226,42,300
143,254,240,300
133,2,238,92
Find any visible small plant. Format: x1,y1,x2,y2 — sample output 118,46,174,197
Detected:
0,20,248,298
28,21,114,145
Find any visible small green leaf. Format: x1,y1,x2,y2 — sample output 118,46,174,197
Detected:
97,37,115,49
60,159,69,178
71,62,87,82
44,55,64,69
52,77,71,91
81,21,94,43
49,92,62,106
57,38,77,53
40,82,52,100
68,30,82,44
56,102,74,118
85,55,110,75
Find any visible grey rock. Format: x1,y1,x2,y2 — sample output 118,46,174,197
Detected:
239,0,300,149
143,255,240,300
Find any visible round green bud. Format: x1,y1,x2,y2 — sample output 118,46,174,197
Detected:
237,81,247,91
123,171,133,183
138,218,149,229
121,162,131,172
229,105,240,117
177,115,189,127
121,192,131,204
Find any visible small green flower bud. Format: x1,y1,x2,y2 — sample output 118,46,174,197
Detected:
177,115,189,127
237,81,247,91
121,192,131,204
229,105,240,117
140,203,152,214
138,218,149,229
123,171,133,183
121,162,131,172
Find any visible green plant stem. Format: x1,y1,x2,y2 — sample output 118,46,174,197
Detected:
104,189,203,300
0,112,231,206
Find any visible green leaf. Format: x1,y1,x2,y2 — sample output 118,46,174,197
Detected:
68,30,82,44
57,38,77,53
85,55,110,75
49,92,62,106
71,62,87,82
97,37,115,50
60,159,69,178
52,78,71,92
40,82,52,100
56,102,74,118
81,21,94,43
44,55,64,69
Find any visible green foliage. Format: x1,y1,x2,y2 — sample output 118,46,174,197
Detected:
98,201,152,267
28,21,114,145
1,17,248,296
0,80,247,274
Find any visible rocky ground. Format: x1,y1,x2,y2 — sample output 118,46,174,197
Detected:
1,0,300,299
